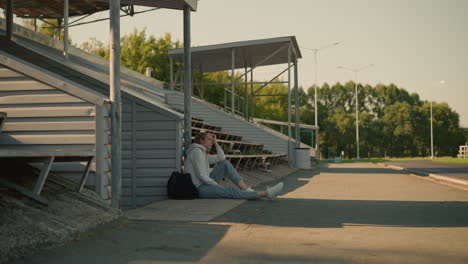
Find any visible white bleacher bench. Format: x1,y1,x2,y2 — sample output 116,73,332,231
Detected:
0,149,95,204
458,145,468,158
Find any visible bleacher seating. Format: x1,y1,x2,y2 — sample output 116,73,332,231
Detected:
191,118,286,171
458,145,468,158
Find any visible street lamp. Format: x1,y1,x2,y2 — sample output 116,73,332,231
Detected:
302,42,340,154
338,64,374,160
431,80,446,159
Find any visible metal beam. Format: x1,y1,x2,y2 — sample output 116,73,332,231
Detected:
63,0,69,58
6,0,13,40
253,93,289,97
231,48,235,114
110,0,122,209
294,60,300,148
183,5,192,152
287,42,292,160
234,44,288,82
192,81,287,86
253,65,292,94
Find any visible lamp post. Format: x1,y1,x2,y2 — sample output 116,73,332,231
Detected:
338,64,374,160
430,100,433,159
302,42,340,154
431,80,446,159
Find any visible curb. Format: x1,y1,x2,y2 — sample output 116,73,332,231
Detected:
377,162,468,188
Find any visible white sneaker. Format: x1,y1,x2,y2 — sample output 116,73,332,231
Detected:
246,187,255,192
267,182,284,200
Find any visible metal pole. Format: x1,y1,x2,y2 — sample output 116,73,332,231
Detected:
6,0,13,40
110,0,121,209
169,56,174,90
63,0,69,58
287,43,292,160
355,71,360,160
430,101,434,159
183,6,192,152
200,69,204,99
250,69,254,122
231,48,235,114
223,91,227,112
245,65,248,120
294,59,300,148
314,50,318,147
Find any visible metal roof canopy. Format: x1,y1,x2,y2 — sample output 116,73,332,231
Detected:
168,36,301,72
0,0,197,18
168,36,305,162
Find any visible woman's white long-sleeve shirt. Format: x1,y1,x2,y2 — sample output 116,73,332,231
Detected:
184,143,225,187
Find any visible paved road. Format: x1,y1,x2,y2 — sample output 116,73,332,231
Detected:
10,163,468,264
383,160,468,181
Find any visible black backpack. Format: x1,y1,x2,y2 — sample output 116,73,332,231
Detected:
167,171,199,199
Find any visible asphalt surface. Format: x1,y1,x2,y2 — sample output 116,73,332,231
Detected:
8,163,468,264
382,160,468,181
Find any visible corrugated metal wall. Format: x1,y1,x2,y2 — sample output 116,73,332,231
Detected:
120,98,182,208
0,64,110,198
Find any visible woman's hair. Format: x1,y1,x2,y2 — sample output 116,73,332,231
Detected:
193,132,212,144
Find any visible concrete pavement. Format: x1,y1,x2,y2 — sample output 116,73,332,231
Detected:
9,163,468,264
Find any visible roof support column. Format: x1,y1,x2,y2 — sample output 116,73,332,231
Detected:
294,59,300,148
6,0,13,40
110,0,122,208
244,65,248,120
63,0,69,58
287,43,292,161
169,56,174,90
250,69,254,122
231,48,235,114
183,5,192,152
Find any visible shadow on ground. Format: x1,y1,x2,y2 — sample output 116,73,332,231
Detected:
213,166,468,228
213,198,468,228
9,220,230,264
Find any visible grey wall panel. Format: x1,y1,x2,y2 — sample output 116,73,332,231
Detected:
122,121,176,131
121,99,180,208
122,178,168,187
122,130,176,140
122,149,176,159
122,168,174,178
122,140,177,150
122,158,175,169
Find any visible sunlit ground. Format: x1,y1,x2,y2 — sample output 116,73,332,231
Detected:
320,157,468,164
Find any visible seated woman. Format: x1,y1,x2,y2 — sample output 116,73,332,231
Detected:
184,132,283,200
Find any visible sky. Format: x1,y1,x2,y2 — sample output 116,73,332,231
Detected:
56,0,467,126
